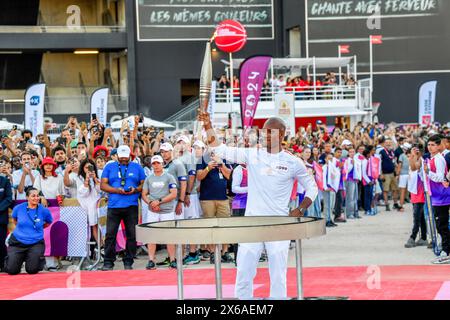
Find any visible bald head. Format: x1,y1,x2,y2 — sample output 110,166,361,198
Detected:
263,117,286,133
262,117,287,153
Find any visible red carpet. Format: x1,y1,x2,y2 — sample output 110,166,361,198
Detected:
1,265,450,300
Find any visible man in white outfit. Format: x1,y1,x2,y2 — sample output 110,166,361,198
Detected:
198,111,318,300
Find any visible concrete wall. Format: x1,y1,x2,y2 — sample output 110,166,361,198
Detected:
39,0,101,25
41,53,101,87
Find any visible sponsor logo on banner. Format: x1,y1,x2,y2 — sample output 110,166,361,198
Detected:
239,56,272,128
90,87,109,125
275,93,296,138
24,83,46,137
418,81,437,126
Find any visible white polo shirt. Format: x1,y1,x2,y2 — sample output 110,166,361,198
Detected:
211,144,318,216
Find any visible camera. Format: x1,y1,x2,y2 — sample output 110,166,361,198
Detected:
56,137,67,146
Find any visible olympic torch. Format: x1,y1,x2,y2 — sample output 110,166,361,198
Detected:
197,41,213,137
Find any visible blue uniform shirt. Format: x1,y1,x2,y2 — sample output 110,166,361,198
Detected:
12,203,53,245
196,155,231,201
101,161,146,208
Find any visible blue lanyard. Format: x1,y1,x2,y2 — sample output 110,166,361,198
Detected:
26,206,40,230
118,163,129,187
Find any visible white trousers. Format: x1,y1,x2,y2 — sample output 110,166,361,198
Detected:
184,194,202,219
235,240,290,299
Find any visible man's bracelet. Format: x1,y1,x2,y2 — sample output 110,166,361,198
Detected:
205,167,210,172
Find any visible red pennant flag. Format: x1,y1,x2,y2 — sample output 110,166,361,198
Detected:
339,45,350,54
370,35,383,44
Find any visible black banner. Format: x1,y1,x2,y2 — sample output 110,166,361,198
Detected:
136,0,274,41
306,0,450,73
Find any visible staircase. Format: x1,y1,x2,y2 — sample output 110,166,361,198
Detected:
164,97,200,131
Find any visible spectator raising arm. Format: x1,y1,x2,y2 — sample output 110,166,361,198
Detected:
102,128,115,150
130,116,139,151
43,125,52,158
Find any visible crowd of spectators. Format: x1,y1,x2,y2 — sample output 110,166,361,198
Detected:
0,114,449,274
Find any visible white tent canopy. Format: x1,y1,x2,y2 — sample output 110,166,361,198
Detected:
0,120,24,130
229,57,354,70
110,116,174,129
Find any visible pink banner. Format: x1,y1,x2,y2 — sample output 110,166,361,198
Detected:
370,156,381,180
239,55,272,128
313,162,324,191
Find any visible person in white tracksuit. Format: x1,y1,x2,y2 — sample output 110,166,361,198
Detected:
198,111,318,299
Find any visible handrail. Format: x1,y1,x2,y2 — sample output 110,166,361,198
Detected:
214,85,358,103
164,97,200,123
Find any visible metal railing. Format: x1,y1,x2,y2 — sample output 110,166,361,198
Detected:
165,97,200,123
0,95,128,115
214,85,358,103
0,25,126,33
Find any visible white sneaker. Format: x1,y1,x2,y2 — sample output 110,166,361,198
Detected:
432,251,450,264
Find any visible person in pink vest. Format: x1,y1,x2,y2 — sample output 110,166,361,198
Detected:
343,147,361,219
424,135,450,264
362,146,375,215
404,145,427,248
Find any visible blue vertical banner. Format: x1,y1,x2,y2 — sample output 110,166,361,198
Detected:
24,83,46,137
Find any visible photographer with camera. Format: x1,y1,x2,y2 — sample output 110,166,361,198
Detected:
196,149,233,264
63,157,80,198
88,114,105,149
12,152,39,201
100,145,146,271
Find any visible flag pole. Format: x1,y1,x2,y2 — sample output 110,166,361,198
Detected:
229,52,234,119
338,46,342,86
369,36,374,92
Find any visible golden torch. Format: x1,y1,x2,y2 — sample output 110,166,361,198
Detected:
199,41,212,114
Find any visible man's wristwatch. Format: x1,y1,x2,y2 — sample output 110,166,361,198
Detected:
178,199,185,203
158,198,163,203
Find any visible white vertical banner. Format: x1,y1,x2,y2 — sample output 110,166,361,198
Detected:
24,83,46,137
90,87,109,125
274,93,296,138
418,81,437,126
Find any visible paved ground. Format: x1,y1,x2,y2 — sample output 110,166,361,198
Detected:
56,202,435,272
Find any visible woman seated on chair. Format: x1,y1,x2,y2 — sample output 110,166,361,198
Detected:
5,188,52,275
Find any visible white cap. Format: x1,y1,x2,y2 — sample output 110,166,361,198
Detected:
341,139,352,147
159,142,174,152
151,155,164,163
402,142,412,150
176,135,190,145
193,140,206,149
117,145,131,158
